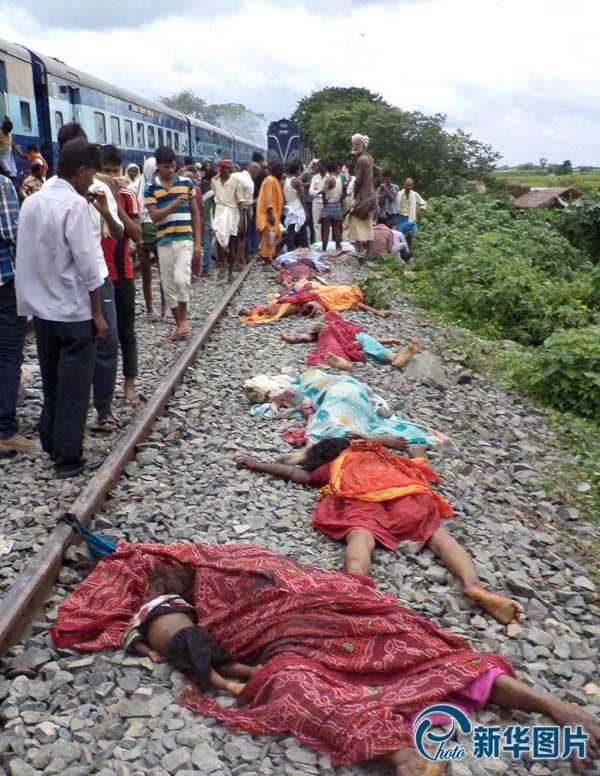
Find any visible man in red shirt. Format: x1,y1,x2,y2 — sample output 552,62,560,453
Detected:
100,146,142,405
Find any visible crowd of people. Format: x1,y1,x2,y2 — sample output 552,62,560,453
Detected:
0,122,426,475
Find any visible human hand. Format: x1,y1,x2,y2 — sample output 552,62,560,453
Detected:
93,314,109,341
193,246,203,262
91,190,110,216
236,456,257,469
148,650,164,663
175,193,190,208
389,436,409,451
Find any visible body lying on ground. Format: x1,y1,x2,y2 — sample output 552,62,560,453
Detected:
50,541,599,775
237,438,522,625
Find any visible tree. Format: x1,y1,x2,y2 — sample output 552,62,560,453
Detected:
539,157,548,169
159,91,266,145
291,87,500,196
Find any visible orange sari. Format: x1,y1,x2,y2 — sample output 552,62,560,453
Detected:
256,175,284,260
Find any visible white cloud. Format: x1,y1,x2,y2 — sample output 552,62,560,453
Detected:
2,0,600,164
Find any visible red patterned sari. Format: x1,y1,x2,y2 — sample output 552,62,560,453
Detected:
51,542,513,765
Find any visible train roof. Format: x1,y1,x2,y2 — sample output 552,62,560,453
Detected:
26,46,188,123
0,38,33,63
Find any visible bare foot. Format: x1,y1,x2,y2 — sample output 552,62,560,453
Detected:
462,585,523,624
280,332,295,343
388,748,446,776
225,681,246,696
379,310,392,318
326,353,353,371
546,701,599,772
394,340,420,368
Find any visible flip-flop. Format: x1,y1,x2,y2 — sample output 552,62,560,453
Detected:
168,327,191,342
90,415,120,433
124,395,141,407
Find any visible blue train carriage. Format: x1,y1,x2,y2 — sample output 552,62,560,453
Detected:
27,48,190,173
231,132,265,165
188,116,234,162
0,39,42,178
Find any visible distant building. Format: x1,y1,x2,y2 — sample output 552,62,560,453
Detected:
511,187,584,209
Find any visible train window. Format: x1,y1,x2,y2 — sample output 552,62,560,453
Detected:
136,122,145,148
124,120,134,148
111,116,121,145
20,102,32,132
94,112,107,143
148,126,155,148
174,133,180,152
55,111,64,130
166,130,172,147
157,128,164,147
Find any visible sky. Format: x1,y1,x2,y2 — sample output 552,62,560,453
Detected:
2,0,600,166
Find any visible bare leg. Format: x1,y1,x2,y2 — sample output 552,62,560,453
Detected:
388,750,446,776
124,376,138,403
321,218,331,252
228,237,238,280
136,243,154,316
343,529,375,575
406,233,413,252
280,332,314,344
392,340,420,368
209,668,245,696
489,675,599,772
332,220,342,250
426,526,522,624
219,662,261,679
356,302,392,318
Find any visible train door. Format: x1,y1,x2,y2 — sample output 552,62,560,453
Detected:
31,57,54,170
68,85,82,125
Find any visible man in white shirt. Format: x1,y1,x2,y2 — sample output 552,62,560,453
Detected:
308,160,326,244
15,138,108,478
231,164,255,271
211,159,244,281
56,123,123,432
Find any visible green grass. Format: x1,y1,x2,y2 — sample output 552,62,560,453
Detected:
493,168,600,195
371,264,600,576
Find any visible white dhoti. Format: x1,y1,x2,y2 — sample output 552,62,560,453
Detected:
347,215,374,242
212,204,240,248
283,199,306,229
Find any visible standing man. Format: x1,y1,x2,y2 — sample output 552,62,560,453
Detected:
55,122,122,433
247,160,267,260
376,170,399,221
347,134,377,258
0,173,31,454
19,159,45,200
300,160,317,244
200,160,215,275
308,159,326,245
256,161,284,264
396,177,427,252
15,138,108,477
283,160,308,250
318,160,344,252
231,163,255,270
211,159,244,281
145,146,202,341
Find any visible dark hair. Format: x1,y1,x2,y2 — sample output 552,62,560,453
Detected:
377,216,390,225
335,160,343,168
325,160,337,173
1,118,13,135
386,217,397,229
184,155,193,166
57,138,101,178
155,145,176,164
269,161,284,179
252,151,264,163
26,143,39,153
301,438,350,472
146,563,196,600
318,158,327,168
57,122,87,149
287,160,301,175
382,170,392,178
100,144,122,167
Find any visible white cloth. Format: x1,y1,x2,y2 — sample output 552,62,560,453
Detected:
351,133,369,147
231,170,254,206
308,173,324,201
396,189,427,222
157,240,192,309
283,199,306,228
391,229,409,251
15,177,103,321
211,175,242,247
130,157,156,224
89,178,123,278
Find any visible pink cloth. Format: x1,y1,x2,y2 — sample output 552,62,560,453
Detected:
306,311,366,365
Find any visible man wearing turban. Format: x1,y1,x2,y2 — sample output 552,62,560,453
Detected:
347,134,377,257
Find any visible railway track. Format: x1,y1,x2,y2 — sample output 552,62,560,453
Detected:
0,255,598,776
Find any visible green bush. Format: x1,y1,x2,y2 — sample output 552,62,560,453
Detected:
526,325,600,420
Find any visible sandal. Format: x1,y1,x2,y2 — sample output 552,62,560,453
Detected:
168,327,191,342
90,415,121,433
124,395,141,407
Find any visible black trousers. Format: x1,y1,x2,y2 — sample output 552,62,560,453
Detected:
0,280,27,440
34,317,96,466
92,277,118,420
113,278,138,378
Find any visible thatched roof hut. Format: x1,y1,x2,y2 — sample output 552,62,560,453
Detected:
512,187,584,209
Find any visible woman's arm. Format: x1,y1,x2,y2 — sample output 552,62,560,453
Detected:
236,457,311,484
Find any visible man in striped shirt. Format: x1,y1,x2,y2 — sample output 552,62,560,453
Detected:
145,146,202,340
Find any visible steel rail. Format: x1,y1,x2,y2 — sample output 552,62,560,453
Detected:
0,262,254,655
